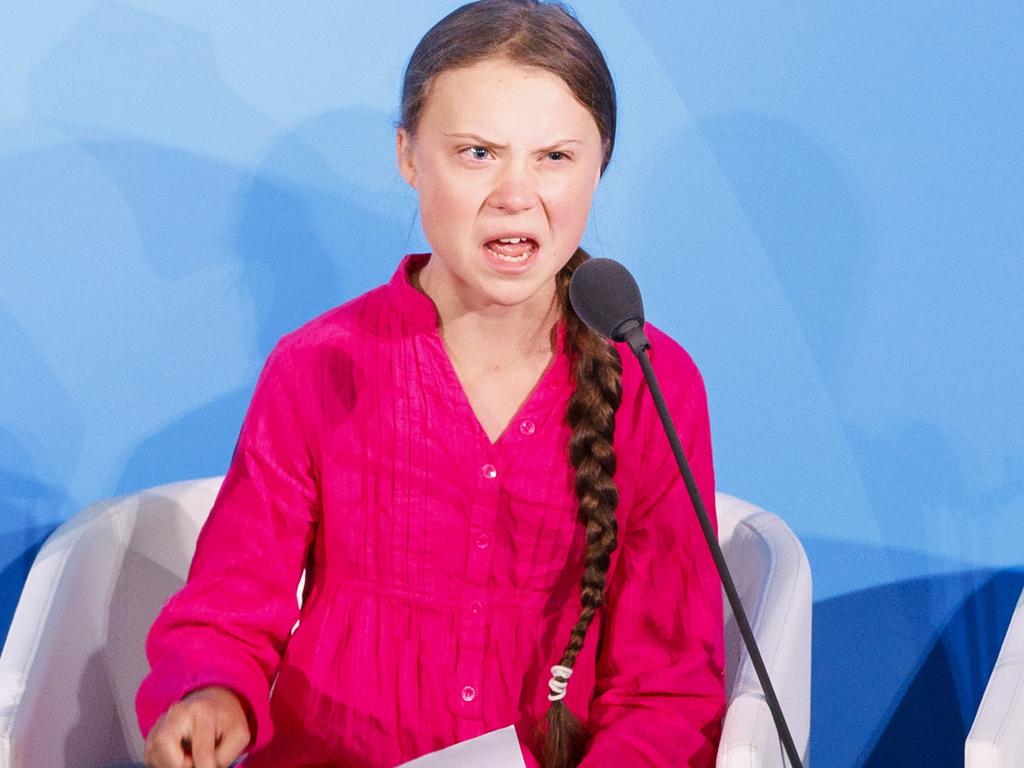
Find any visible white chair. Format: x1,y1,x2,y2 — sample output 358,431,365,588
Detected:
0,478,221,768
965,586,1024,767
716,494,812,768
0,480,811,768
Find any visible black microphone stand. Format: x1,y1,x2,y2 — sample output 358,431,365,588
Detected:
621,324,805,768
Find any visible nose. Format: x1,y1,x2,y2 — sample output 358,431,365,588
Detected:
486,159,538,213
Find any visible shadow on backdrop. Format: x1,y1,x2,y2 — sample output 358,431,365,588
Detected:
115,107,413,495
813,567,1024,768
696,111,861,383
862,568,1024,766
0,305,81,648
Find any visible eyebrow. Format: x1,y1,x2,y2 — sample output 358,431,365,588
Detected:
444,132,584,152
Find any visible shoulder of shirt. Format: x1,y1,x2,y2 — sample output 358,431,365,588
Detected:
616,321,703,390
264,282,391,361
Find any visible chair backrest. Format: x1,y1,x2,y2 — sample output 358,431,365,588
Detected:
0,481,811,768
0,477,222,768
715,493,812,766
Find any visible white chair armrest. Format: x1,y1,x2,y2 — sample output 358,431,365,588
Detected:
966,587,1024,767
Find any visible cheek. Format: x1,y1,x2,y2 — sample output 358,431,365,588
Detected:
548,178,596,234
418,173,484,233
417,186,457,242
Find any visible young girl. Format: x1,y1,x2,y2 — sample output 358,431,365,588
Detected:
137,2,725,766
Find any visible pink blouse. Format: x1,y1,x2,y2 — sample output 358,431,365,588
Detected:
137,254,725,767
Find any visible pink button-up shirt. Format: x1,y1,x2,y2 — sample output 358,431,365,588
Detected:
137,254,725,767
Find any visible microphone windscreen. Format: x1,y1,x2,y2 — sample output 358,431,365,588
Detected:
568,257,645,341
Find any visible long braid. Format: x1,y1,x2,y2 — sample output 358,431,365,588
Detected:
537,247,623,768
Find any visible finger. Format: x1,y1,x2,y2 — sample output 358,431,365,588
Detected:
190,709,218,768
145,717,189,768
146,736,186,768
215,723,251,767
143,724,166,768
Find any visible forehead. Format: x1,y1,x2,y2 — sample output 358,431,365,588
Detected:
419,58,600,140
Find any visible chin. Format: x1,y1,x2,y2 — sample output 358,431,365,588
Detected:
477,279,551,309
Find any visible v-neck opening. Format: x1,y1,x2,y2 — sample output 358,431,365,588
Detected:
392,253,571,451
433,321,569,450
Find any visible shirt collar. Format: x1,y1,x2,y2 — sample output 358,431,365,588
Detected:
386,254,570,355
387,253,439,331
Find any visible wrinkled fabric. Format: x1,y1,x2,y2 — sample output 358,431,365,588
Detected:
137,254,725,767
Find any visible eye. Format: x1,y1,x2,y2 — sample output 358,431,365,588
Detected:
545,150,571,163
462,146,490,161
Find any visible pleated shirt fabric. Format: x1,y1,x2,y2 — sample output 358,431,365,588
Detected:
136,254,725,767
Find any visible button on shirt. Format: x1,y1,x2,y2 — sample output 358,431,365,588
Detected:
136,254,725,767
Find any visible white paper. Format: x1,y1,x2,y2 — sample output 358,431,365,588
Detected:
395,725,527,768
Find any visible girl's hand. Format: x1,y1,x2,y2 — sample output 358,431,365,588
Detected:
143,685,252,768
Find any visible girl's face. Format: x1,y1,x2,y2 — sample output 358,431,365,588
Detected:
397,57,604,314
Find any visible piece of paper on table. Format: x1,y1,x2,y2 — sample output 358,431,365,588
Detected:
395,725,527,768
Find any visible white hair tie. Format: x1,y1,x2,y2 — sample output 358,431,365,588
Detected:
547,664,573,702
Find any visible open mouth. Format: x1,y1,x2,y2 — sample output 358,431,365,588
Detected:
483,236,538,265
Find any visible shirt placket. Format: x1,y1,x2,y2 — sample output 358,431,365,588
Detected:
454,450,501,740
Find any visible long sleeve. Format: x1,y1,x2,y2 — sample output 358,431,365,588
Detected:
580,359,725,766
136,337,320,750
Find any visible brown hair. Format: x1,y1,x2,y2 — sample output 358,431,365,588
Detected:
400,3,621,766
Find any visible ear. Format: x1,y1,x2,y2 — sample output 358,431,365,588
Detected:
396,127,417,188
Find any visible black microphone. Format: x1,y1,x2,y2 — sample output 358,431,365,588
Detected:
569,257,805,768
568,257,649,354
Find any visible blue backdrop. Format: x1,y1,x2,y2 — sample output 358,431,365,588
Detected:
1,2,1021,765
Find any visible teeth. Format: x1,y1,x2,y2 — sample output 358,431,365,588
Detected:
498,237,525,244
487,245,534,262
